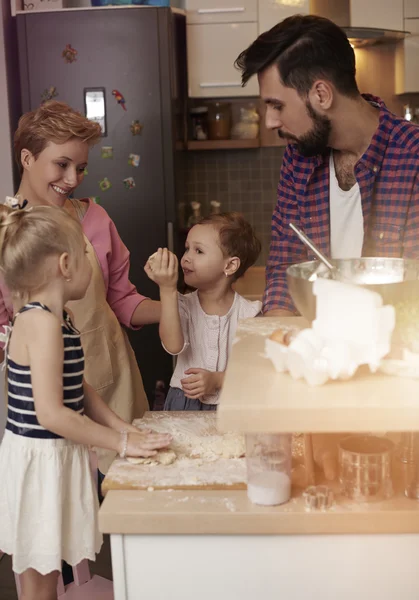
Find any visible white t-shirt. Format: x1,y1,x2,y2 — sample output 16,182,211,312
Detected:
165,291,262,405
329,151,364,259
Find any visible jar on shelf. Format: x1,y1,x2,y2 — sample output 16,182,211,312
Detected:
187,201,202,228
208,102,232,140
190,106,208,141
231,103,260,140
210,200,221,214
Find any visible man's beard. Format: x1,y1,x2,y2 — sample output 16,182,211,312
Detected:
277,101,331,157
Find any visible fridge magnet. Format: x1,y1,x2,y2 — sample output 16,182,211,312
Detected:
83,167,88,176
99,177,112,192
130,120,143,136
128,153,140,167
41,86,58,103
62,44,78,64
93,196,101,205
112,89,126,111
123,177,136,190
101,146,113,159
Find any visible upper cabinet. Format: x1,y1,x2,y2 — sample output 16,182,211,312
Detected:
185,0,259,97
187,22,259,97
186,0,257,24
259,0,309,35
395,1,419,94
404,0,419,19
396,18,419,94
349,0,404,32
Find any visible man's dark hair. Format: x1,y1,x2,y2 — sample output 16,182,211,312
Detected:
235,14,359,98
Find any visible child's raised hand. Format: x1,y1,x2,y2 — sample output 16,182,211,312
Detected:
144,248,178,290
124,430,172,458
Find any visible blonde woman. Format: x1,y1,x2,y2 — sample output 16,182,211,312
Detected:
0,101,161,473
0,204,171,599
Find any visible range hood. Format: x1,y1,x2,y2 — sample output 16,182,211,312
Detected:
310,0,409,47
342,27,409,48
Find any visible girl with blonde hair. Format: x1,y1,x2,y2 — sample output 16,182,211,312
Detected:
0,100,161,474
0,204,170,599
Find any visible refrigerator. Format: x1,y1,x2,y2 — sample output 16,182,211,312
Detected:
16,7,187,406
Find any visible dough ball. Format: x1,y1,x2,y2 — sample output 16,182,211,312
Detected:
147,252,158,269
157,449,177,465
126,448,177,466
126,456,157,465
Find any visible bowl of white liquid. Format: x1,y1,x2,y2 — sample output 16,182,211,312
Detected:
287,258,419,346
246,434,292,506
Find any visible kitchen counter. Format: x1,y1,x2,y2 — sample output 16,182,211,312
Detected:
99,485,419,600
99,318,419,600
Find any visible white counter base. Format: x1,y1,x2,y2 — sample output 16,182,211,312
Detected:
110,533,419,600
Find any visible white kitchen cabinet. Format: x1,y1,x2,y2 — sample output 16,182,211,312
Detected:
404,0,419,19
395,18,419,94
258,0,309,35
350,0,404,33
185,0,257,24
187,22,259,97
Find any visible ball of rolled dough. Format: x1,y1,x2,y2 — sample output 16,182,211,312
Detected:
147,252,158,269
126,448,177,466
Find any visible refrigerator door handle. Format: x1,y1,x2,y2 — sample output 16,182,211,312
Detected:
167,221,174,253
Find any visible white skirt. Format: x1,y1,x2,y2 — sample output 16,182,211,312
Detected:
0,429,103,574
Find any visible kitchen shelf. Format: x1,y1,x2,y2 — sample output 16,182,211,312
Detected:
217,317,419,434
186,139,260,151
100,485,419,535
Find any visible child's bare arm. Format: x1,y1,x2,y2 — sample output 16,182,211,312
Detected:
82,379,140,434
28,313,171,457
145,248,184,354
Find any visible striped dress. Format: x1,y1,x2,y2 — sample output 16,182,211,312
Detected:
6,302,85,438
0,302,102,575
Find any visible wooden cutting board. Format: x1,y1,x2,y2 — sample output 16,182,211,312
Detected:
102,412,247,493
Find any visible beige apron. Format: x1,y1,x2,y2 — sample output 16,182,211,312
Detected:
67,230,149,473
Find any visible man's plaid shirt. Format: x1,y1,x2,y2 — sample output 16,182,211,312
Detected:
263,95,419,313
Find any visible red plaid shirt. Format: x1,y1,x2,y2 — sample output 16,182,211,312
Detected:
263,95,419,313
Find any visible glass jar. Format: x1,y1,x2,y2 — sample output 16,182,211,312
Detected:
246,433,292,506
208,102,232,140
190,106,208,141
231,103,260,140
210,200,221,214
339,435,394,501
187,201,202,229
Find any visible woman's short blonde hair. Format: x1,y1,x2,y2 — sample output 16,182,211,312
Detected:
0,204,85,298
14,101,102,172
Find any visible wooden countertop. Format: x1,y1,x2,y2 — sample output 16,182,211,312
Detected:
217,317,419,433
99,482,419,535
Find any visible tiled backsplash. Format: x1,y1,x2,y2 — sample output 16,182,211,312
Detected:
180,147,285,266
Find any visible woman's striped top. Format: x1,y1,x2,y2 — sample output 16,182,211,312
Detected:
6,302,85,439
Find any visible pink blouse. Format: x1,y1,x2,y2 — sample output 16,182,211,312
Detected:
0,198,147,345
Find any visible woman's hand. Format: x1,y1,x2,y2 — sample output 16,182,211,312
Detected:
144,248,178,290
122,430,172,458
180,369,224,399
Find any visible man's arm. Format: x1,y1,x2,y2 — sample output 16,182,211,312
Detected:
264,308,295,317
262,146,307,315
403,173,419,259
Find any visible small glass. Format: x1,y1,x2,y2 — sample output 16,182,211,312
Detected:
339,435,394,501
246,433,292,506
